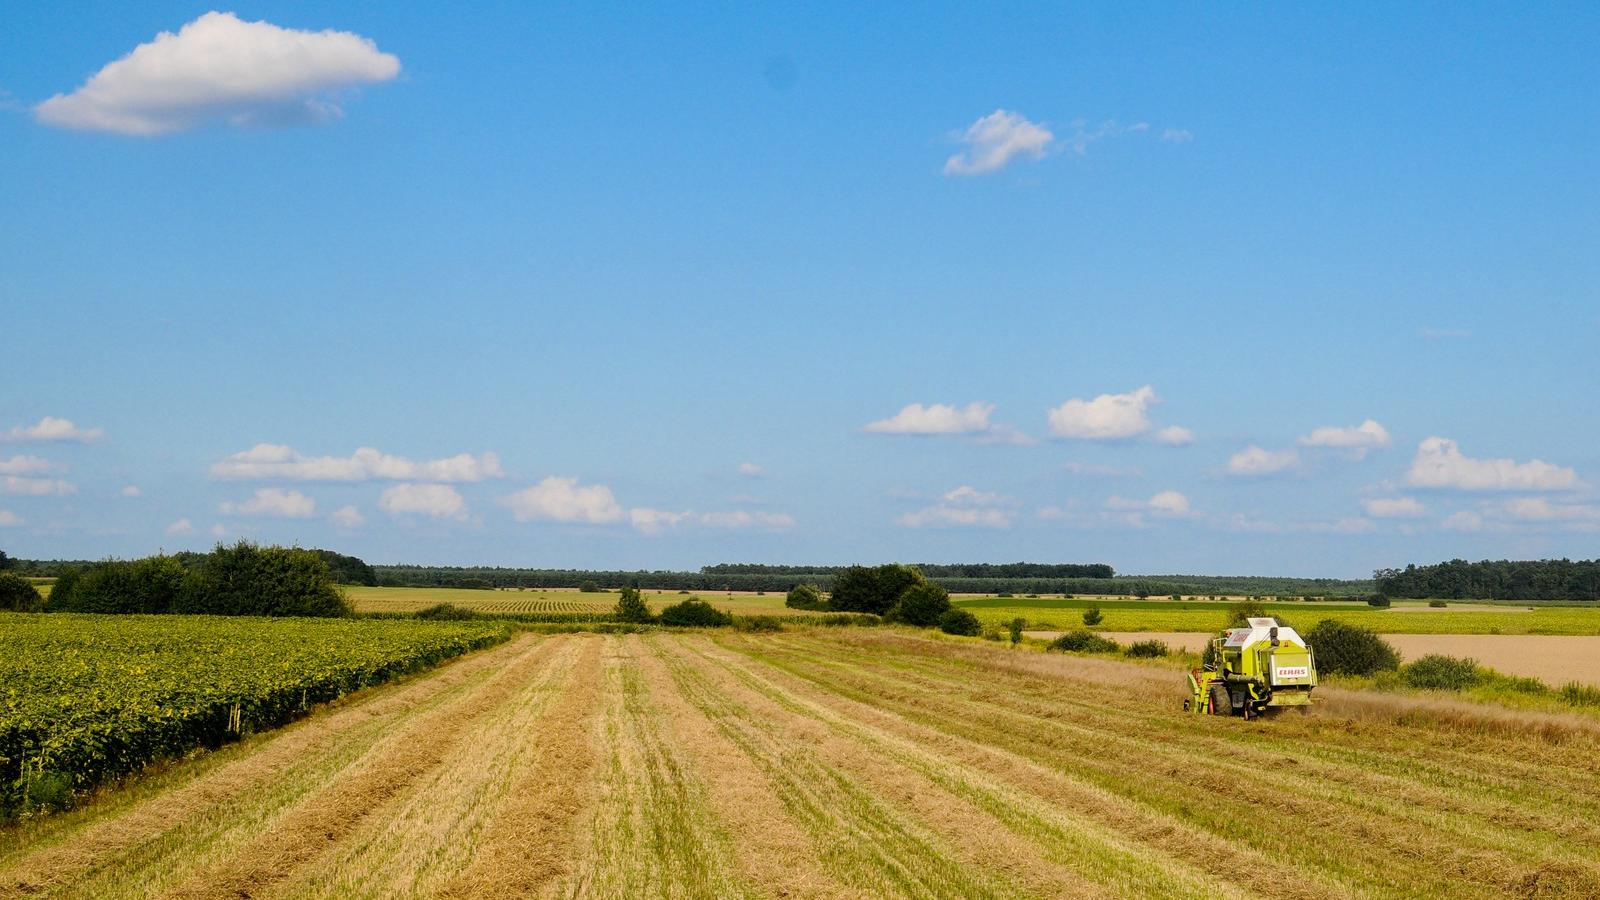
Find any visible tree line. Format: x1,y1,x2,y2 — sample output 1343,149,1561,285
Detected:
703,562,1116,579
1376,559,1600,601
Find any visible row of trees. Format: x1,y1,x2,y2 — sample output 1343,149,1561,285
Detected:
42,543,350,617
787,565,981,635
705,562,1115,579
1375,559,1600,600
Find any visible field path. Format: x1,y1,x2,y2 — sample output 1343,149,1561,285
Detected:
5,629,1600,898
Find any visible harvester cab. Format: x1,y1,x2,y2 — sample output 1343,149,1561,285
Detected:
1186,617,1316,718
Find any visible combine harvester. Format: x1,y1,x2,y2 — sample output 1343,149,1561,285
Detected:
1186,617,1317,718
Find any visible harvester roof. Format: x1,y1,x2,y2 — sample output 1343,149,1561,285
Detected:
1222,617,1307,649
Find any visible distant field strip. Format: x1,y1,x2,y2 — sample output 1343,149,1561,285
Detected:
5,629,1600,898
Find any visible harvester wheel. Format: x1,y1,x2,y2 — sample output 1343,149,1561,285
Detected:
1208,683,1230,716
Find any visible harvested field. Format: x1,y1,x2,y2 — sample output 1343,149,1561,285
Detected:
5,629,1600,898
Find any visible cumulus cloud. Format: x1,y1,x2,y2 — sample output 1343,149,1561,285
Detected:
120,485,142,498
3,417,103,443
1441,510,1484,532
1362,497,1427,518
1047,385,1159,440
1220,514,1374,535
629,507,692,535
1104,490,1192,524
628,507,795,536
35,11,400,135
898,485,1015,529
380,483,467,520
0,455,66,475
210,444,503,483
502,477,624,524
164,517,194,536
1226,445,1299,476
943,110,1054,176
737,462,764,478
1300,419,1390,458
330,505,364,528
1062,461,1142,478
1500,497,1600,523
1154,425,1194,446
865,402,993,435
0,510,22,527
1405,437,1578,491
219,487,316,518
1,476,77,496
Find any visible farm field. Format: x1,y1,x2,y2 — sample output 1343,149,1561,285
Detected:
5,628,1600,898
957,595,1600,635
0,614,511,814
345,585,824,617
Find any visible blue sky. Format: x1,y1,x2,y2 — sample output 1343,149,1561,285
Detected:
2,3,1597,576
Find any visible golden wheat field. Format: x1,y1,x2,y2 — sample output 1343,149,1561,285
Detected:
5,629,1600,899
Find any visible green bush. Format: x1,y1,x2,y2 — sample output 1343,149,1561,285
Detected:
1304,620,1400,676
733,615,784,633
937,608,982,636
55,555,189,614
1008,617,1025,646
179,543,350,617
43,568,79,610
1125,639,1169,658
658,597,732,627
579,580,602,593
0,573,44,612
1225,600,1267,628
1047,630,1120,654
981,625,1003,641
1367,595,1392,608
785,583,826,610
829,564,927,615
1402,654,1481,691
1081,605,1103,626
414,603,479,620
1558,682,1600,708
613,586,653,623
888,582,952,627
1428,599,1447,608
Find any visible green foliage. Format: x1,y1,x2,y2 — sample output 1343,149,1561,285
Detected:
732,616,784,633
313,550,378,586
579,580,602,593
888,582,952,627
182,543,350,617
1047,630,1121,654
0,573,44,612
56,555,189,614
785,583,826,610
1558,682,1600,708
936,608,982,636
1304,620,1400,676
1402,654,1481,691
0,615,508,814
1367,595,1392,608
22,771,74,812
1008,617,1025,646
829,564,927,615
981,625,1004,641
1428,600,1447,608
1081,604,1103,627
1376,558,1600,601
1225,600,1267,628
613,586,653,623
0,550,10,570
413,603,479,620
1125,639,1170,658
657,597,732,628
44,568,79,610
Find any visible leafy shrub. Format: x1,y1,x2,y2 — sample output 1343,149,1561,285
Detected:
1428,600,1447,608
937,609,982,636
1125,639,1170,658
1008,617,1025,646
815,613,881,627
613,586,653,623
0,573,44,612
1367,595,1392,608
1304,620,1399,676
734,615,784,633
56,555,189,614
179,544,350,617
23,771,74,812
1047,630,1120,654
579,580,602,593
1402,654,1480,691
1558,682,1600,708
1081,604,1103,626
658,597,733,627
888,583,952,627
45,568,80,610
830,564,926,615
414,603,478,620
981,625,1004,641
786,583,826,610
995,591,1013,598
1225,600,1267,628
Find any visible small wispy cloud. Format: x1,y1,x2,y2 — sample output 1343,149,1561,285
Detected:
943,110,1054,176
1161,128,1193,143
3,416,103,443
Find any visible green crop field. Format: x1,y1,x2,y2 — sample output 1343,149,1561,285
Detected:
955,595,1600,635
0,613,510,814
344,584,828,618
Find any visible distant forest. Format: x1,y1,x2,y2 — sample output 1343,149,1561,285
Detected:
1376,559,1600,600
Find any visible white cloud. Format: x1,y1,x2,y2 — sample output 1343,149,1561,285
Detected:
1363,497,1427,518
865,402,993,435
1405,437,1578,491
737,462,764,477
1220,514,1374,535
629,507,795,535
219,487,316,518
898,485,1015,529
1500,497,1600,523
502,477,623,524
164,517,194,536
1105,490,1191,520
329,505,365,528
3,417,103,443
120,485,142,498
943,109,1054,176
0,510,22,527
1441,511,1484,532
698,511,796,530
211,523,229,538
210,444,503,483
1,476,77,496
380,483,467,520
35,11,400,135
1047,385,1158,440
1300,419,1390,458
1062,461,1142,478
629,507,692,535
1226,445,1299,476
0,455,66,475
1148,490,1191,516
942,485,1008,506
1154,425,1194,446
1161,128,1194,143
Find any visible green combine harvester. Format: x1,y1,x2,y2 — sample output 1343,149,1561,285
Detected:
1186,617,1317,718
